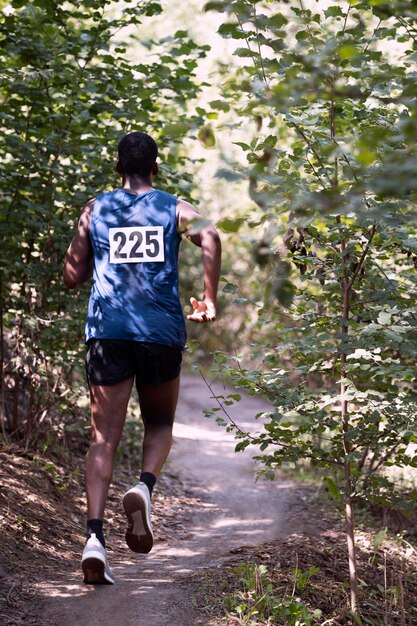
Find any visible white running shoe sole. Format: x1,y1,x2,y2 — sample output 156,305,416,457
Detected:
123,484,153,554
81,536,114,584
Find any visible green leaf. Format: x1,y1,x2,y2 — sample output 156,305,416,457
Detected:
325,477,341,501
204,1,229,12
273,278,295,308
198,126,216,148
377,311,392,326
218,23,248,39
209,99,230,112
338,45,360,60
269,13,288,29
217,217,245,232
295,31,308,41
373,527,387,551
324,6,345,17
235,440,250,452
163,122,189,137
222,282,239,294
215,168,244,181
234,48,260,59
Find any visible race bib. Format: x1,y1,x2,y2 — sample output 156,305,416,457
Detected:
109,226,165,264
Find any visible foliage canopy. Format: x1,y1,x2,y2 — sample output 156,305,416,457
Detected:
204,0,417,612
0,0,209,445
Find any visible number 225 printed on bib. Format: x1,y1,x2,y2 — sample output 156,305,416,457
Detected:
109,226,165,264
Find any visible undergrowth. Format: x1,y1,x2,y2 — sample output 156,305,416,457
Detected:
193,505,417,626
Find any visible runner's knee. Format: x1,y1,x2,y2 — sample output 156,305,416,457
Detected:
142,414,174,430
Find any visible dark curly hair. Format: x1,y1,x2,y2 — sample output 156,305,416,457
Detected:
118,131,158,177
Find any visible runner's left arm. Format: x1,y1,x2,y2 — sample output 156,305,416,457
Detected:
177,199,221,323
63,199,94,289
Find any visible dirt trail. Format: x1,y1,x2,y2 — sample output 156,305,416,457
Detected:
38,374,301,626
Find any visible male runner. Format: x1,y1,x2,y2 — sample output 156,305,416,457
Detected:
63,131,221,584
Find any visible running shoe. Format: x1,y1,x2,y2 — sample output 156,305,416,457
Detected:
81,533,115,584
123,482,154,553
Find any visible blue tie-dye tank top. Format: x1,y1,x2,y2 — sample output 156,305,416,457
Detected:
85,188,186,350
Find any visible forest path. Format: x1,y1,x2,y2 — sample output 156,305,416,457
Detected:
38,373,303,626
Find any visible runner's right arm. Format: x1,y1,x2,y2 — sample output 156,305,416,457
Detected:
63,199,94,289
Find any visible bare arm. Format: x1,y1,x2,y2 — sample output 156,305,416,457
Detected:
177,198,222,323
63,199,94,289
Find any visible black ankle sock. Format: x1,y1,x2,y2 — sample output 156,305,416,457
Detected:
140,472,156,497
87,519,105,548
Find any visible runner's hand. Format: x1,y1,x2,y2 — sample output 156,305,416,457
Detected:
187,297,216,323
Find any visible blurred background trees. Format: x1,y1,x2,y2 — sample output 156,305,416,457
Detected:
0,0,210,447
201,0,417,611
1,0,417,614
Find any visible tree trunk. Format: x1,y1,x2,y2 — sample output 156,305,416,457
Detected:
0,278,8,443
12,373,19,435
341,284,358,613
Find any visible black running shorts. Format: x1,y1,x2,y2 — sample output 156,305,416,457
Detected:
85,339,182,387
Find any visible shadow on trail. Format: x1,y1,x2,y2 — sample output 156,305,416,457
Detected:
37,373,300,626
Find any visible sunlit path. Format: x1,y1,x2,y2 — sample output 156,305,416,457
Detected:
37,374,300,626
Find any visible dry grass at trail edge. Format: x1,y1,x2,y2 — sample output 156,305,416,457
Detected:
1,438,417,626
189,501,417,626
0,441,202,626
